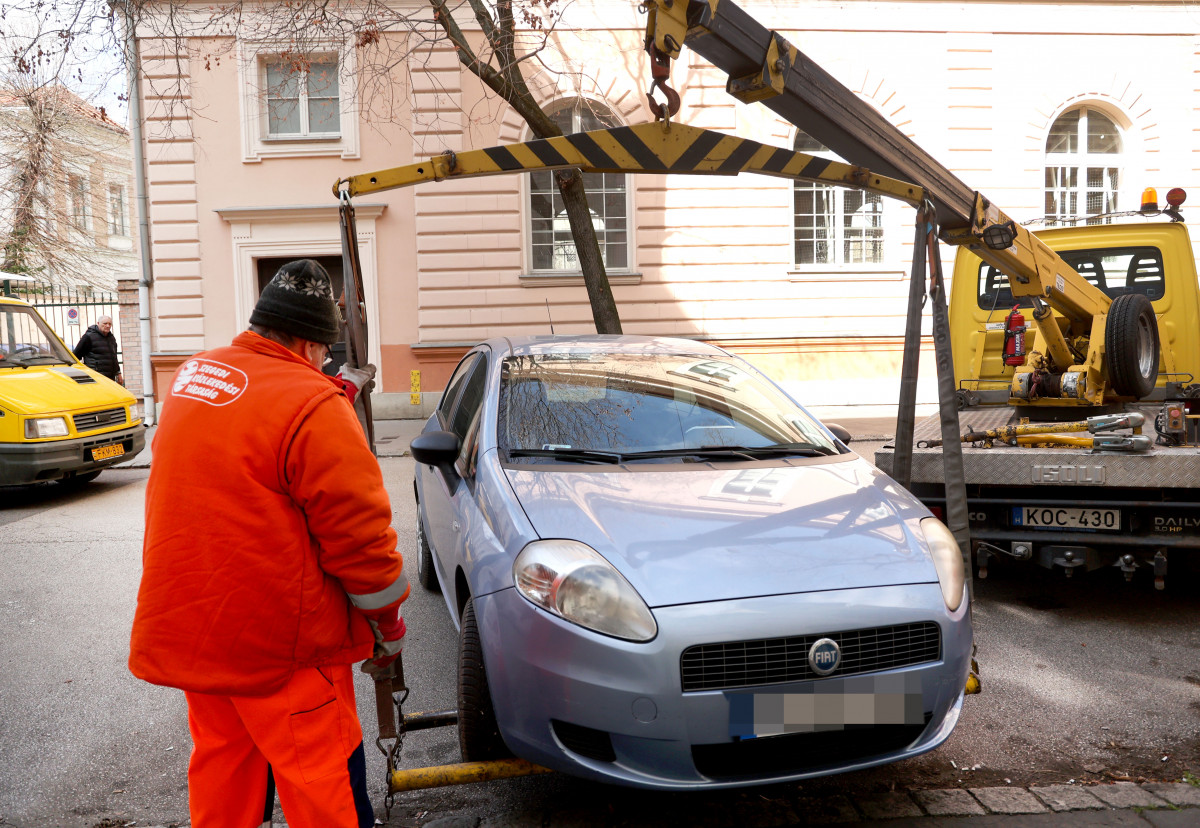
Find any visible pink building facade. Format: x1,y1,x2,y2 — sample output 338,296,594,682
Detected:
133,1,1200,418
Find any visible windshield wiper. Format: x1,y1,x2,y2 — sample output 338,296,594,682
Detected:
621,442,839,461
506,448,624,464
17,354,70,365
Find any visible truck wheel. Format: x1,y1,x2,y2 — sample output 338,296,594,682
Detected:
416,517,439,592
1105,293,1159,399
457,598,511,762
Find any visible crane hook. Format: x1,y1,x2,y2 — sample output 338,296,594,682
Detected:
645,39,681,121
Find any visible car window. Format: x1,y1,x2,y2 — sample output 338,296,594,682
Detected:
497,351,839,461
438,352,481,426
976,245,1165,311
449,357,487,442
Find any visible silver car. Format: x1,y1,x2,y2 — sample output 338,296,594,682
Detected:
412,335,971,790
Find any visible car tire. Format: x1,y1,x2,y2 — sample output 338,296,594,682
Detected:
1105,293,1159,399
416,517,439,593
457,598,511,762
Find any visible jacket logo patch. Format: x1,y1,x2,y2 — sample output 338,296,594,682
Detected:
172,358,248,406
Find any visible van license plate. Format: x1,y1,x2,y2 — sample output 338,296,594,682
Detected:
91,443,125,461
1012,506,1119,531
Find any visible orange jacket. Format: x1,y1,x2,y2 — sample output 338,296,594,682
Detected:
129,332,408,696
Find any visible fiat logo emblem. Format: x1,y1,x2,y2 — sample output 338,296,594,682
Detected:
808,637,841,676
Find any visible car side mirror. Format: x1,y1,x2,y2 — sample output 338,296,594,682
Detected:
824,422,852,444
411,430,461,477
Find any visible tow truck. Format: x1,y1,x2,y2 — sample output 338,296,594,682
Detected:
331,0,1195,806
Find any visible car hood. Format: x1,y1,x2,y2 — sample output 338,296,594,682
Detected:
0,365,134,414
504,457,936,607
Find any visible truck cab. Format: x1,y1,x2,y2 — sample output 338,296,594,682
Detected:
951,220,1200,406
0,296,145,485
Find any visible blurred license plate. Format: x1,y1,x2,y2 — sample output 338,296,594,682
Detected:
90,443,125,461
1012,506,1119,531
728,674,923,739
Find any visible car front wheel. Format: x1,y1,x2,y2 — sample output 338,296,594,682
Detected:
457,598,511,762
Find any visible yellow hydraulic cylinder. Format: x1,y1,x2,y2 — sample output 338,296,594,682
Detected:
389,759,553,793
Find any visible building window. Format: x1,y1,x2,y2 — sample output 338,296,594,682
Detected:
67,173,90,232
107,184,128,236
529,100,628,272
1044,106,1122,225
793,131,884,266
262,54,340,138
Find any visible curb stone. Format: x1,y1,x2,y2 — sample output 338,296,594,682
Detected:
1140,782,1200,808
913,788,988,816
970,787,1049,814
856,791,925,820
1030,784,1109,812
1088,781,1171,810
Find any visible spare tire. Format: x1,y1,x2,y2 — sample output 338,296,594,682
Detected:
1105,293,1160,399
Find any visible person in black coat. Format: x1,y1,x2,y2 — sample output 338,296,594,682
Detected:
74,315,123,384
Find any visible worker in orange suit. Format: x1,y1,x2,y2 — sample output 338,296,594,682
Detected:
130,259,408,828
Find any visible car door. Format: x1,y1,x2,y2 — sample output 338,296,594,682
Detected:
418,349,488,585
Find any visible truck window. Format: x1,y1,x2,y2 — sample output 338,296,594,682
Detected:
977,246,1165,311
0,305,75,366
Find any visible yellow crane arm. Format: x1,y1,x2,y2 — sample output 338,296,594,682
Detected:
334,122,924,206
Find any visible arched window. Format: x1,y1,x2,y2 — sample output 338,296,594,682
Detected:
529,100,629,272
793,130,884,266
1044,106,1122,225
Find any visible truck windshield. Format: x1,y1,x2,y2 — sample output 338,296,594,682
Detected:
977,246,1165,311
0,305,76,366
498,351,841,463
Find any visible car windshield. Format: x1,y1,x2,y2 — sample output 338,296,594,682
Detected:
498,351,841,463
0,305,75,366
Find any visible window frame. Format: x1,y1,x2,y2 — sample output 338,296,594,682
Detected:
66,171,92,233
236,41,360,162
107,182,129,237
260,53,342,140
1043,105,1124,226
524,99,635,277
790,130,903,273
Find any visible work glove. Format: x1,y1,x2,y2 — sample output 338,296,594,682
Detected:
337,362,376,405
360,608,406,679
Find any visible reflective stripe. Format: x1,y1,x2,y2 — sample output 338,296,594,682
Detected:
348,574,410,610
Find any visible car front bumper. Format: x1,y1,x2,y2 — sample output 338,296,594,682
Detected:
474,583,971,790
0,424,145,485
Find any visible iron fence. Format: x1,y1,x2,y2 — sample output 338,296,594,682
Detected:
1,281,122,361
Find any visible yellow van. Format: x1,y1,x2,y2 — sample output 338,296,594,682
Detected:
1,295,145,485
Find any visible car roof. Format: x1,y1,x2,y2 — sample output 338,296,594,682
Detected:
487,334,729,359
0,296,34,308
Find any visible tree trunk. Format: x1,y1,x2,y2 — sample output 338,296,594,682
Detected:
555,169,622,335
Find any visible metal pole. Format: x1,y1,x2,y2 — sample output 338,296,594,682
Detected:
123,1,156,425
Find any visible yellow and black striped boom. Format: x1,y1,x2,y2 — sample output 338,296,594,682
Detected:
333,122,925,206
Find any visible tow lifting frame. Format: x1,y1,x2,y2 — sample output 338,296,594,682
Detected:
336,0,991,805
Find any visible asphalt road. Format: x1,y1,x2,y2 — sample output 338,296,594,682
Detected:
1,433,1197,827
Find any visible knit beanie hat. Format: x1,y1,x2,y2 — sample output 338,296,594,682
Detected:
249,259,342,344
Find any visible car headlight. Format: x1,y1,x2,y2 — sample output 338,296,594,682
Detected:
920,517,966,612
513,539,657,641
25,417,69,439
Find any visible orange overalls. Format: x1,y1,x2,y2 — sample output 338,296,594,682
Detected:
130,332,408,827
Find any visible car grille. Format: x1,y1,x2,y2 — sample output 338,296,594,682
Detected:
692,716,932,780
73,408,127,432
680,622,942,692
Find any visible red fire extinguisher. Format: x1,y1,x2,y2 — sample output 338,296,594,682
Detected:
1003,305,1026,366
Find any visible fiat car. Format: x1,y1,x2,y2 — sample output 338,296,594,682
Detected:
411,335,971,790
